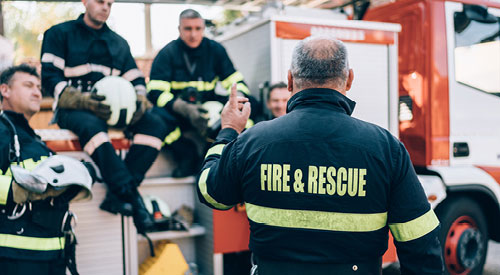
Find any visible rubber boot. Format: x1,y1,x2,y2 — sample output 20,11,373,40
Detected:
100,191,134,216
127,189,155,233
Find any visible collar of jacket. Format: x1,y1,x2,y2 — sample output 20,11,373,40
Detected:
286,88,356,116
76,14,111,34
177,37,207,57
2,110,37,136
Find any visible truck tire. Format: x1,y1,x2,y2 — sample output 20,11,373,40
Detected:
435,197,488,275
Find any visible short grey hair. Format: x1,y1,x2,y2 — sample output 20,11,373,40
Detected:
290,36,349,88
179,9,203,23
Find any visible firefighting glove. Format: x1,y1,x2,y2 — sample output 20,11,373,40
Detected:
12,181,67,204
57,86,112,121
172,98,209,134
130,94,153,125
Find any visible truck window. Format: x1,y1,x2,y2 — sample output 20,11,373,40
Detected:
454,11,500,95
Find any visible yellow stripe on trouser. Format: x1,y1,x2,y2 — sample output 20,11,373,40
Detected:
221,71,244,89
0,234,65,251
198,168,233,210
246,203,388,232
389,209,440,242
205,144,225,158
0,175,12,205
163,127,181,145
148,80,173,107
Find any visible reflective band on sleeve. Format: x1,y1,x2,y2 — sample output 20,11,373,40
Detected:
245,119,254,129
147,80,171,93
198,168,233,210
64,63,112,78
163,127,181,145
0,234,65,251
122,69,144,82
236,83,250,95
0,175,12,205
157,92,174,108
133,134,162,150
205,144,225,158
389,209,440,242
221,71,244,89
246,203,388,232
135,85,147,95
41,53,65,70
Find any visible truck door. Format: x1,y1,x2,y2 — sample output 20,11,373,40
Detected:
445,2,500,166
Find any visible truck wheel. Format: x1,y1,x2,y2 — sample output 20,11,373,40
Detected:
435,197,488,275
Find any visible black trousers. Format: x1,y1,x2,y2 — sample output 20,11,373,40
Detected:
154,107,204,173
0,257,66,275
254,256,382,275
57,108,168,197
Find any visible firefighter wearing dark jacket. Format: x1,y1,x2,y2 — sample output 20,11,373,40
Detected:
0,65,94,275
197,37,444,275
147,9,259,177
40,0,167,232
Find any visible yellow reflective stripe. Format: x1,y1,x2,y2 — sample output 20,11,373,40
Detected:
236,83,250,95
0,234,65,251
157,92,174,108
10,157,47,172
245,119,254,129
0,175,12,205
205,144,225,159
389,209,440,242
163,127,181,145
147,80,171,93
198,168,233,210
246,203,388,232
221,71,244,89
22,159,36,171
4,167,11,177
171,80,217,91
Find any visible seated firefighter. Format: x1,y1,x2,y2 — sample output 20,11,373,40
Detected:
147,9,262,177
265,82,291,119
0,64,95,275
40,0,168,233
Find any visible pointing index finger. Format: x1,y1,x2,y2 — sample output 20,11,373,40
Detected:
229,83,238,107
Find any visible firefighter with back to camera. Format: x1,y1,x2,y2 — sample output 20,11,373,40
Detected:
197,36,445,275
0,64,96,275
147,8,261,177
40,0,169,233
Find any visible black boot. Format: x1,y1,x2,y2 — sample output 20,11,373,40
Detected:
100,192,134,216
128,189,155,233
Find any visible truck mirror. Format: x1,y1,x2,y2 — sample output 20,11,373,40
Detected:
463,4,498,24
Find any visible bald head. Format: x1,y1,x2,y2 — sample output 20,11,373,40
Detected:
289,36,352,93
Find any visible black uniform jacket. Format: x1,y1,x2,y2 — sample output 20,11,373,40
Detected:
197,88,444,274
0,111,67,260
41,14,146,103
147,37,250,112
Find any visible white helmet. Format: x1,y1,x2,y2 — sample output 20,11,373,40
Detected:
93,76,137,128
10,155,93,202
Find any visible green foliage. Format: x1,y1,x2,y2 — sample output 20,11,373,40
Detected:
2,1,82,63
216,9,243,27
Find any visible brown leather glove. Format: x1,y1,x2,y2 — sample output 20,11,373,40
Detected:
172,98,209,134
130,94,153,125
57,86,112,121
